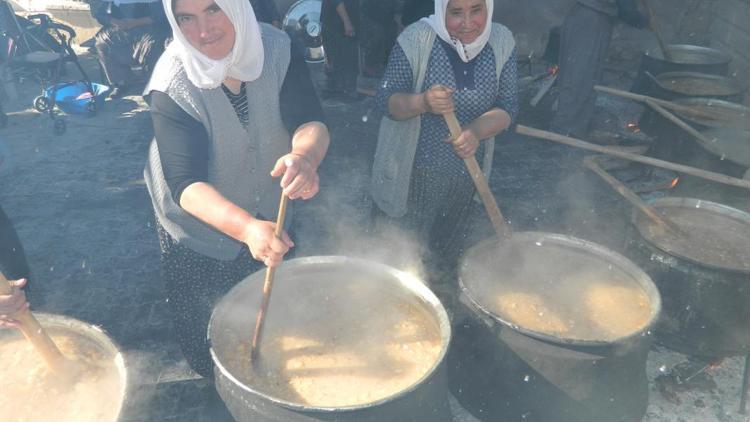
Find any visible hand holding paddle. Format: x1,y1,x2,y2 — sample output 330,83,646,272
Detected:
250,192,289,362
0,272,76,379
443,112,512,238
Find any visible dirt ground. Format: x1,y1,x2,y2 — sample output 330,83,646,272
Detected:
0,43,748,422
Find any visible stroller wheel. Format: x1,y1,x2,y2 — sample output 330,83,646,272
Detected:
86,100,97,117
53,118,66,135
34,96,49,112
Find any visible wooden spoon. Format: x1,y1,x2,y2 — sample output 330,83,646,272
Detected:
443,112,511,238
583,156,684,237
250,192,289,362
640,0,675,62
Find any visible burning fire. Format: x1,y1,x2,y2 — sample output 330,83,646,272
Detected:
668,177,680,190
627,122,641,134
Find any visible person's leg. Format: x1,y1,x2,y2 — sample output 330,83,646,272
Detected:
339,35,359,95
132,26,169,80
550,5,613,139
95,27,137,92
322,32,344,94
0,205,39,305
157,220,260,378
0,205,31,281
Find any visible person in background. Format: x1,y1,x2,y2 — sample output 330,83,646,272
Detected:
0,207,31,328
0,140,33,328
360,0,402,77
400,0,434,27
550,0,649,138
321,0,360,100
371,0,518,285
145,0,329,378
250,0,282,28
91,0,171,97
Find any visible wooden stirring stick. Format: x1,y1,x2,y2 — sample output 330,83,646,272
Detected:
515,125,750,190
443,112,512,238
593,85,734,124
250,192,289,361
0,272,68,375
584,156,683,236
640,0,674,62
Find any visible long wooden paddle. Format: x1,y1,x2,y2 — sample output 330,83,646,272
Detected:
584,156,683,236
593,85,733,123
0,272,68,375
515,125,750,190
443,112,511,238
640,0,675,62
250,192,289,361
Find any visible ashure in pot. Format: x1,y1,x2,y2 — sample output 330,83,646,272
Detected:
450,232,660,422
627,197,750,357
0,313,127,422
209,256,452,422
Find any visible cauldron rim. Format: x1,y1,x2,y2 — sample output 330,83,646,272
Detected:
643,44,732,66
632,197,750,274
208,255,452,413
653,71,746,97
458,231,662,347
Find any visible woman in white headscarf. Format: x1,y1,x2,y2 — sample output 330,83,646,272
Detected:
144,0,329,377
371,0,518,283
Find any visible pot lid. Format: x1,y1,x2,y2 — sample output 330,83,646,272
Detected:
633,198,750,274
282,0,324,63
459,232,660,345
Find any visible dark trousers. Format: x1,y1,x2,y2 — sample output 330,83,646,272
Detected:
0,205,32,296
323,32,359,93
551,4,614,139
361,20,397,74
156,220,263,378
95,25,168,86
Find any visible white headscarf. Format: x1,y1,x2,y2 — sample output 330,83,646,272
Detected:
162,0,264,89
422,0,493,63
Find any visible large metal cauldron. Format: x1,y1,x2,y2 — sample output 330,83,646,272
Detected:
209,256,452,422
648,71,746,103
0,313,128,421
449,233,661,422
625,198,750,357
632,45,731,94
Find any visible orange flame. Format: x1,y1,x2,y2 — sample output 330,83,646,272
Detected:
627,122,641,134
668,177,680,189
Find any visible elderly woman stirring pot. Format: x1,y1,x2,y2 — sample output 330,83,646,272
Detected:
371,0,518,287
144,0,329,377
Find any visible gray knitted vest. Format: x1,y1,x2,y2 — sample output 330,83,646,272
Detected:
144,25,292,260
371,21,515,217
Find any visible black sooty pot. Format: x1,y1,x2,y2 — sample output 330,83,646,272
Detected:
449,233,661,422
625,198,750,358
209,256,453,422
632,44,731,95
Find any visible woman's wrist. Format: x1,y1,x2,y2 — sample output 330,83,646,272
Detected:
419,92,429,115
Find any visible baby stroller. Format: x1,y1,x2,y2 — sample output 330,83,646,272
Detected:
0,1,107,135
